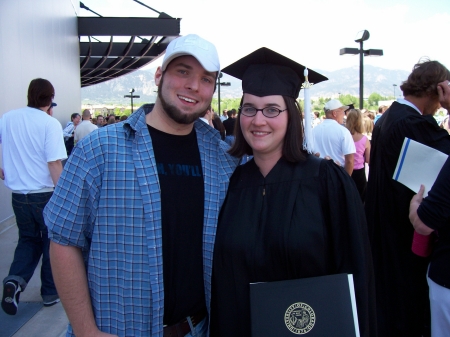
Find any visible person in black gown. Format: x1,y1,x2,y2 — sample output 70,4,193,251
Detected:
365,61,450,337
210,48,376,337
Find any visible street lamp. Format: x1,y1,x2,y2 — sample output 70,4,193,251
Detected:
124,88,140,114
393,84,397,98
217,73,231,116
340,30,383,109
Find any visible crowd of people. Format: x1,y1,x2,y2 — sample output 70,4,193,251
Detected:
1,33,450,337
61,112,129,156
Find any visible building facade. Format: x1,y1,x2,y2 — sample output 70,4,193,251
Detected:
0,0,81,227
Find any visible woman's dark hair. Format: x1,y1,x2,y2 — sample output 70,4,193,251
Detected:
400,59,450,97
229,95,306,162
212,113,226,140
71,113,80,121
27,78,54,108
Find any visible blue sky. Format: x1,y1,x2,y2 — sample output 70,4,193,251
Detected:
81,0,449,73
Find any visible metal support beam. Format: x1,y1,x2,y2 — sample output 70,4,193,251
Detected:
359,41,364,110
80,42,164,58
78,17,181,36
78,16,179,87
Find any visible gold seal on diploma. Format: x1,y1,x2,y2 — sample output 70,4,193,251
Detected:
284,302,316,334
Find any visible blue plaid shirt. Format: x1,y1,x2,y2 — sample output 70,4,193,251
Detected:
44,108,239,336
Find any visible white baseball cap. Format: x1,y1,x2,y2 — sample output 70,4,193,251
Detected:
324,99,349,112
161,34,220,72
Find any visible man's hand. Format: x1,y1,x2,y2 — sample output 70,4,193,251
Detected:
315,152,341,166
437,80,450,111
409,184,434,235
411,184,425,207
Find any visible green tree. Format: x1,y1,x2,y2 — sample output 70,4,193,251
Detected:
368,92,384,107
318,97,331,105
338,94,358,106
212,98,242,114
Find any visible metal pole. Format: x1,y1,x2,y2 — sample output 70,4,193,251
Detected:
131,95,134,114
218,81,221,117
359,41,364,109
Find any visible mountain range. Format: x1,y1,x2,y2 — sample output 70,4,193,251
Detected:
81,65,410,105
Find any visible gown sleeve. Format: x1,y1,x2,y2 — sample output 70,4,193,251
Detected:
318,159,377,337
418,157,450,230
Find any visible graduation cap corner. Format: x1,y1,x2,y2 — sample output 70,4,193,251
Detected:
221,47,328,98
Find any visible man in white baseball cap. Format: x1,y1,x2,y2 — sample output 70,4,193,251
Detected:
161,34,220,73
313,99,355,175
45,34,239,336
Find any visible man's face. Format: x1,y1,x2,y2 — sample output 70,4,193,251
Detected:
73,115,81,126
333,107,345,124
97,116,104,125
155,55,216,125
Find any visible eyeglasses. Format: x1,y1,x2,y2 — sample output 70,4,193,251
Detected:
239,106,287,118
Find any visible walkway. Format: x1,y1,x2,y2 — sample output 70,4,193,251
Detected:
0,221,68,337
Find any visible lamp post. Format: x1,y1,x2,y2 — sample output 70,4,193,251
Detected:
393,84,397,99
340,30,383,109
217,73,231,116
124,88,140,113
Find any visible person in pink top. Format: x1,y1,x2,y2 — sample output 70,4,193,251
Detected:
346,109,370,202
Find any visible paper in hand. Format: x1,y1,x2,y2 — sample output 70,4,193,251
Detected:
393,138,448,197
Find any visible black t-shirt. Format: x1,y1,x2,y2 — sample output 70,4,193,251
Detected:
148,124,206,325
223,118,236,136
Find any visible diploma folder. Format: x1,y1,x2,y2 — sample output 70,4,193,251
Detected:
393,137,448,197
250,274,360,337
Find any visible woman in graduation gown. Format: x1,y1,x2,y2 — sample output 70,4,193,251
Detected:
210,48,376,337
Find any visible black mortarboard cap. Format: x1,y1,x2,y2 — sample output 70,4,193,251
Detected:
221,47,328,98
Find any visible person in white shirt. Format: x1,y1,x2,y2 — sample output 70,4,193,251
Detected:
220,110,228,122
74,109,98,143
1,78,67,315
199,105,214,126
313,99,356,175
312,111,321,128
62,113,81,141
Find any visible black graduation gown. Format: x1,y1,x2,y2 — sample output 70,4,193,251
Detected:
211,155,376,337
365,102,450,337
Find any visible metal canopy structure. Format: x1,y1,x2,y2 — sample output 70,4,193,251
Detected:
78,14,181,87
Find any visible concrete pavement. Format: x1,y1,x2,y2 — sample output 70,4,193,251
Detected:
0,219,68,337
